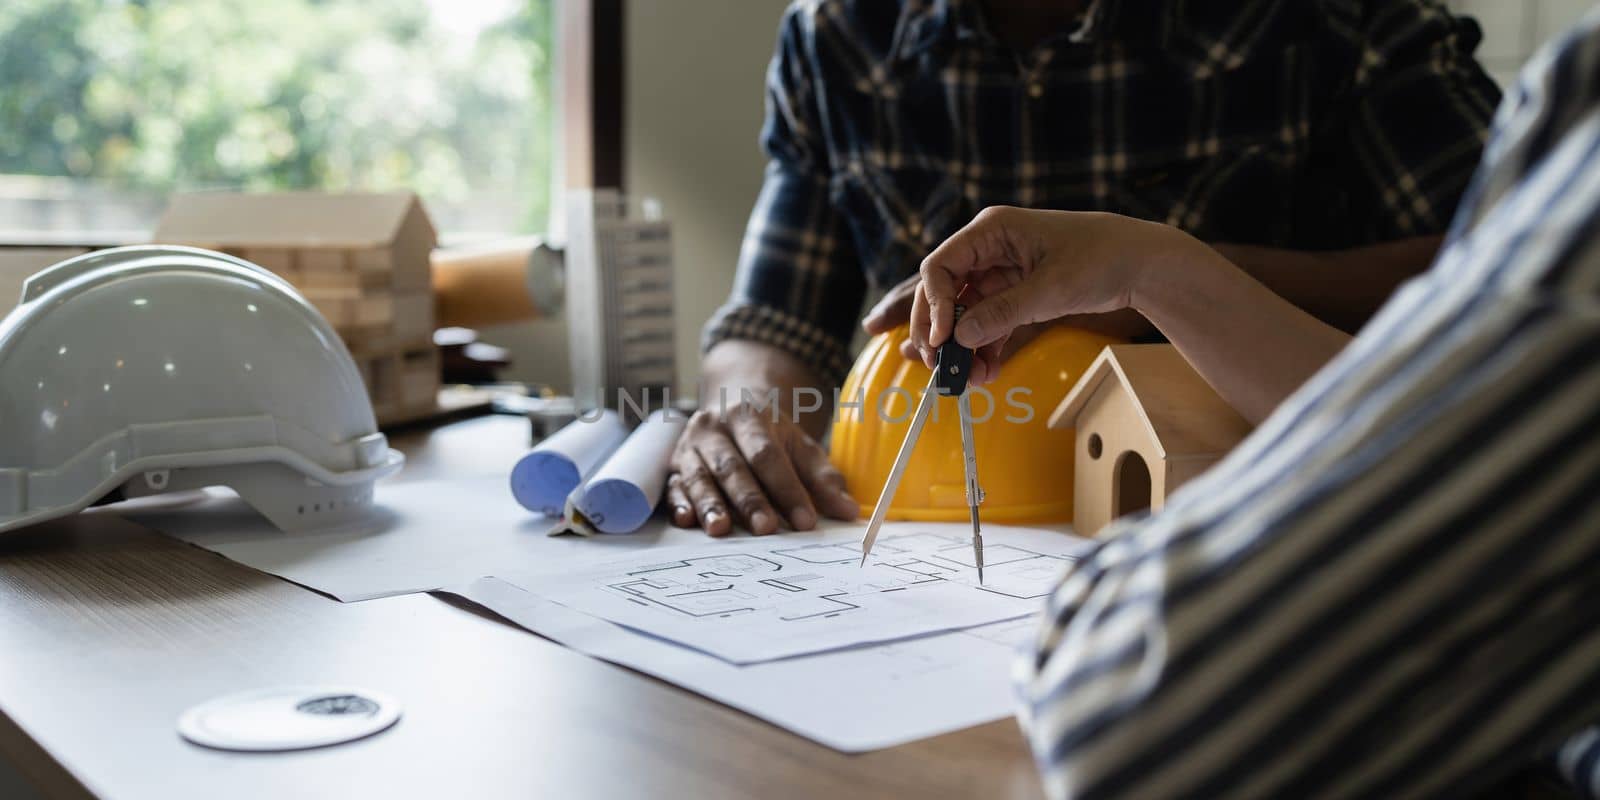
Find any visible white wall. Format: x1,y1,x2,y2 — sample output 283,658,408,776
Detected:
624,0,792,393
485,0,788,394
1449,0,1595,87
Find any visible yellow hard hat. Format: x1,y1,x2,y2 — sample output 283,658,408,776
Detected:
830,324,1123,524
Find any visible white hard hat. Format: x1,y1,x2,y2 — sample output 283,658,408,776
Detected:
0,245,403,535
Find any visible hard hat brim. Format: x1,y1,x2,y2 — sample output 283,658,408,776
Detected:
0,443,403,536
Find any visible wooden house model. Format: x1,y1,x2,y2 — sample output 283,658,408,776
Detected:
154,192,440,426
1048,344,1253,537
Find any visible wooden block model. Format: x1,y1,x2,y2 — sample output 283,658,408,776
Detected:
154,192,441,426
0,248,89,316
356,342,443,428
1048,344,1254,537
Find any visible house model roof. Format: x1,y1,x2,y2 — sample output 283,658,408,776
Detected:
1048,344,1252,459
154,191,436,249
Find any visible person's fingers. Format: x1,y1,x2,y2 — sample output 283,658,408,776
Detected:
918,280,1019,377
973,338,1007,384
918,257,960,352
666,473,695,528
863,276,918,335
693,424,782,535
955,283,1039,349
787,431,860,520
948,283,991,379
971,317,1046,384
898,337,921,362
919,206,1024,347
727,411,817,530
908,279,935,368
973,265,1023,299
999,321,1046,359
672,443,730,536
915,283,934,366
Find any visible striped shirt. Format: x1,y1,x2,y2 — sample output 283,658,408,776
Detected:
1016,11,1600,800
703,0,1501,387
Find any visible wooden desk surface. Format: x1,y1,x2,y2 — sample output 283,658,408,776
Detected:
0,415,1044,800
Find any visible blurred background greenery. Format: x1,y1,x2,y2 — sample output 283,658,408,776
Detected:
0,0,553,236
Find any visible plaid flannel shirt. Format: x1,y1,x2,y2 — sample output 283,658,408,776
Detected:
703,0,1502,387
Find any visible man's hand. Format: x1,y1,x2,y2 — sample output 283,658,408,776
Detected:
861,273,923,337
666,402,859,536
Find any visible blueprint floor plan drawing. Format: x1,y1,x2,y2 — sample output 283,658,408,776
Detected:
452,576,1046,751
519,526,1086,664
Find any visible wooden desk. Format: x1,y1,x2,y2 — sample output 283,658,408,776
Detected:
0,416,1044,800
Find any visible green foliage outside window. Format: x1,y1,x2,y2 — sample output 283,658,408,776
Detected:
0,0,553,233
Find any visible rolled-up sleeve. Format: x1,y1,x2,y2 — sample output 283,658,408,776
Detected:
1017,18,1600,799
701,6,865,388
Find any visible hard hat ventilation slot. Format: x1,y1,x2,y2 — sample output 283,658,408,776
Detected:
89,486,128,508
297,498,351,516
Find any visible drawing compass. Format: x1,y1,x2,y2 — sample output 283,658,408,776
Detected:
860,306,986,582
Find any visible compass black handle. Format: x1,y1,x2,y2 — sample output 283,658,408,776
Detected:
935,304,973,396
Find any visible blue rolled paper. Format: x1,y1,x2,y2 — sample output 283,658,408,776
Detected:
510,409,629,515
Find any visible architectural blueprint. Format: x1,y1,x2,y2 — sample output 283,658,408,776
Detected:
451,575,1044,752
518,528,1084,664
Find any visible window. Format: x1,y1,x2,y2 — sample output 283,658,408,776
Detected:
0,0,555,241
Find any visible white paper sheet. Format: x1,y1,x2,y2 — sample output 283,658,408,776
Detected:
575,409,687,533
506,528,1085,664
445,575,1042,752
122,479,710,602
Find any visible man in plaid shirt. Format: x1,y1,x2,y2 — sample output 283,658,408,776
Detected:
666,0,1501,537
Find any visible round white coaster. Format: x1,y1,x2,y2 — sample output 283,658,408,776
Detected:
178,686,401,752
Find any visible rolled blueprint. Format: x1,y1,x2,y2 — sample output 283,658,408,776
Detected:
510,409,630,515
575,409,688,534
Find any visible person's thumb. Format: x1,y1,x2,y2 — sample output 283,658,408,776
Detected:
862,285,911,334
954,285,1035,349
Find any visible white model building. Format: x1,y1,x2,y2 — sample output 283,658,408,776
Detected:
564,188,676,415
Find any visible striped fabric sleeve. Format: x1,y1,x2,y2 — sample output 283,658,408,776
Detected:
1016,14,1600,800
701,5,866,388
1557,727,1600,799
